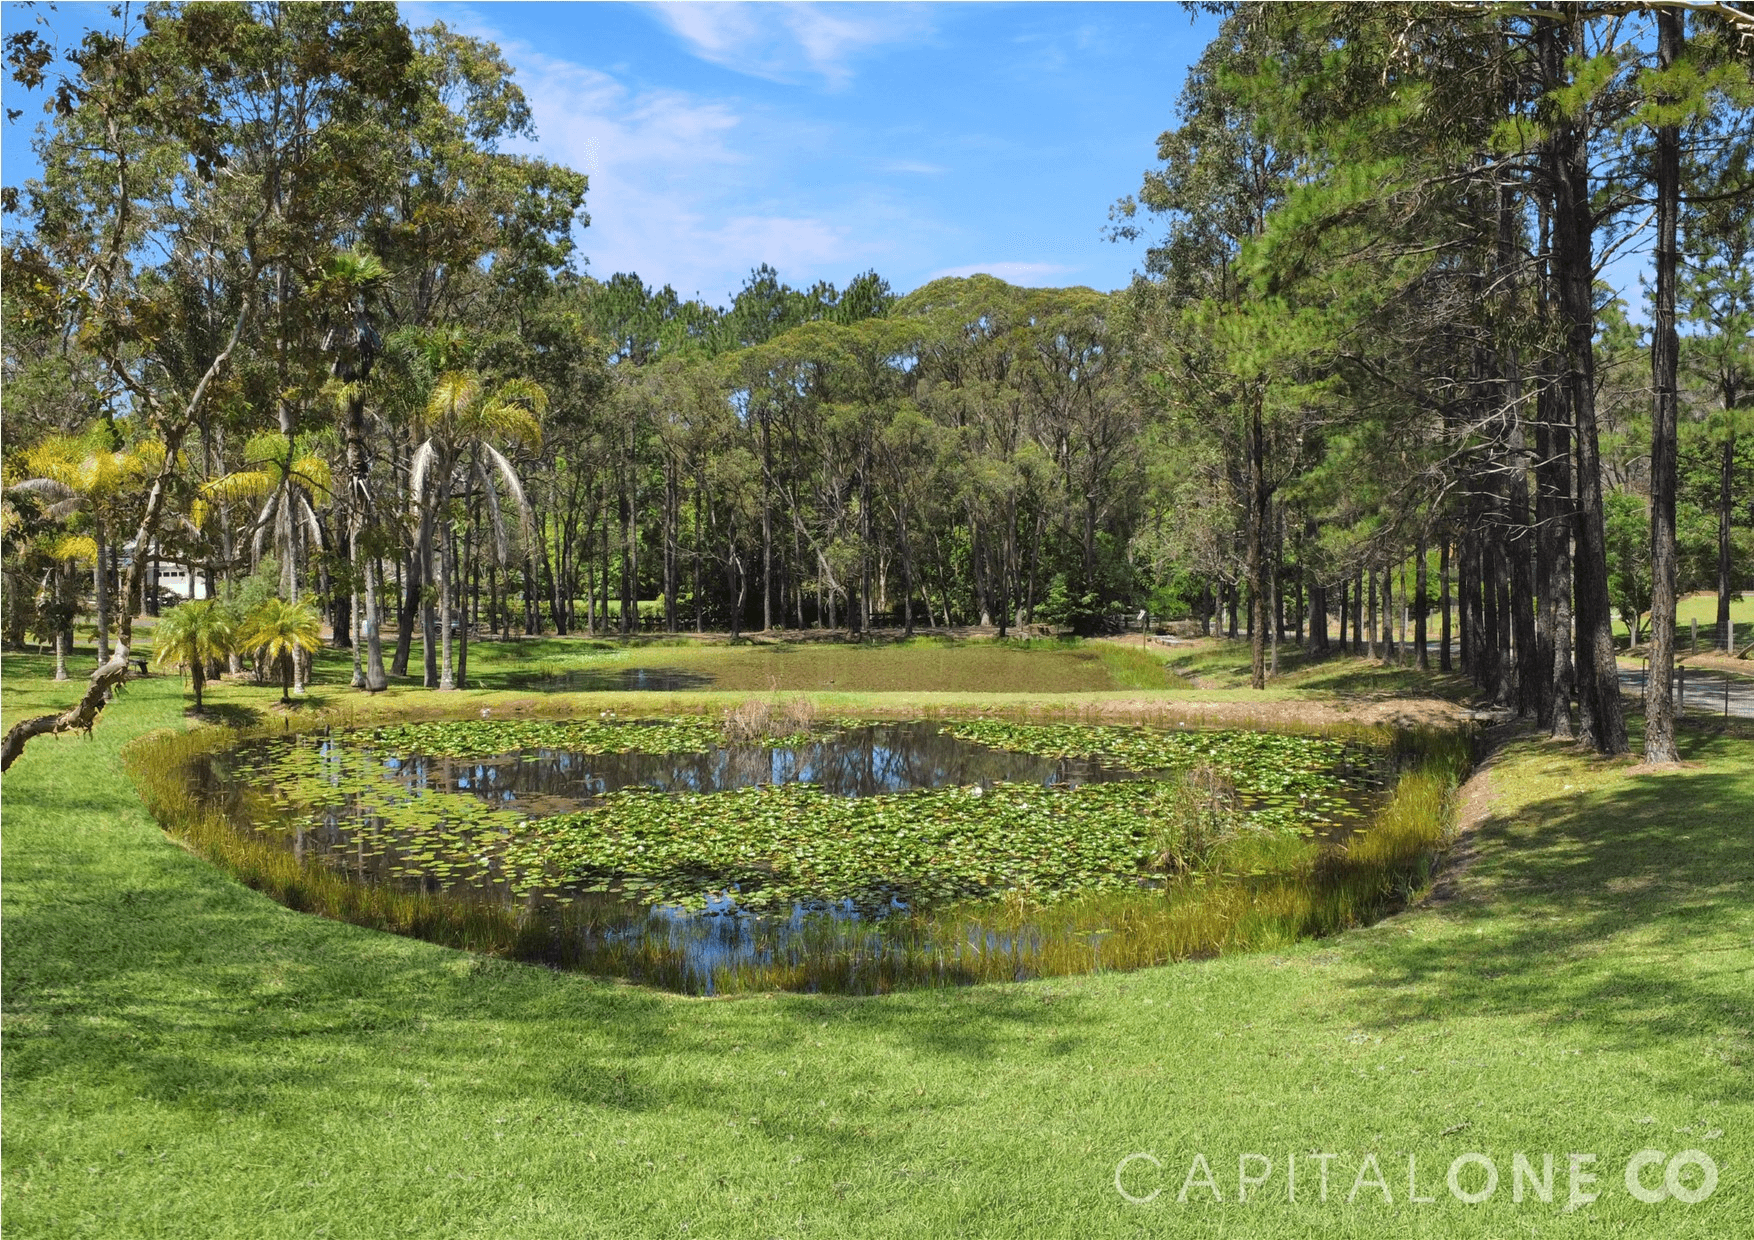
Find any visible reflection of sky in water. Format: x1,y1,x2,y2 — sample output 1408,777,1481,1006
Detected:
205,722,1389,994
375,722,1138,811
612,892,1045,996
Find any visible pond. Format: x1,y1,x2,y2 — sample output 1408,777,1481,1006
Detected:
184,717,1400,994
505,665,715,692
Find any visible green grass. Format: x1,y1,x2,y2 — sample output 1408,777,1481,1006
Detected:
1614,589,1754,646
1158,636,1478,700
4,646,1751,1236
369,631,1184,694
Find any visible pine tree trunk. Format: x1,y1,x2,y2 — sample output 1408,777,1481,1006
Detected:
1439,536,1452,673
1415,533,1429,670
1247,395,1269,689
1548,15,1626,754
1643,6,1684,762
1382,562,1396,665
1719,433,1736,651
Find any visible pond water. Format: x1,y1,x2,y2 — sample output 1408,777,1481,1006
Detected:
368,721,1132,813
188,719,1394,994
507,665,715,692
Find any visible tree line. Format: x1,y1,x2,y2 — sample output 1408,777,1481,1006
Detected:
3,1,1751,769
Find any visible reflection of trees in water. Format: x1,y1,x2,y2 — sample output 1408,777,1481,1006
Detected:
215,723,1137,900
375,723,1129,804
508,666,715,692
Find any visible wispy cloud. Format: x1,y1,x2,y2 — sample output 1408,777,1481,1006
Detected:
926,262,1082,286
419,12,890,301
878,159,948,176
647,2,933,88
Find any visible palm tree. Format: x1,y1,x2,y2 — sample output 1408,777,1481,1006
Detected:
237,597,322,704
194,434,332,694
10,433,156,664
151,600,234,713
315,249,391,692
31,533,97,680
411,371,546,689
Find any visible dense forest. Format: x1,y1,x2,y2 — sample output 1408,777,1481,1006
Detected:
3,2,1751,766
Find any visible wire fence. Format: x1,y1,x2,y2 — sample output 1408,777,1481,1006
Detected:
1631,660,1753,720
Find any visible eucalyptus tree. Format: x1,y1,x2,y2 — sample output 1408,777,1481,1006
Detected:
902,276,1041,633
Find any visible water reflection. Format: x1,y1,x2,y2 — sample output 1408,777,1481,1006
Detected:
193,720,1391,994
384,722,1134,813
506,665,715,692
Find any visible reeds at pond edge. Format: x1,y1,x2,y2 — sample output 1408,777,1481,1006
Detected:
125,719,1475,996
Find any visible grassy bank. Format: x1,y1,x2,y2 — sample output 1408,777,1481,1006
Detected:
4,650,1750,1236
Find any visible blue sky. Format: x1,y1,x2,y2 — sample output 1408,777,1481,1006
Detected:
2,2,1657,315
399,1,1224,303
3,1,1220,305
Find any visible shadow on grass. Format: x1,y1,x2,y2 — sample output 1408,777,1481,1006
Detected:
1342,728,1753,1074
194,701,266,729
3,829,1077,1121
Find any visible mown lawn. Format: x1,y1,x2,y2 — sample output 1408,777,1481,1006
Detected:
1613,589,1754,646
3,645,1749,1237
459,632,1179,695
1156,635,1479,701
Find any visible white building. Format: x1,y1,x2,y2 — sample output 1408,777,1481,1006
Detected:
115,541,210,601
152,561,210,600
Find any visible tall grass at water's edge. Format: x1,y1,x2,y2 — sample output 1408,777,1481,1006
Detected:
124,717,1474,995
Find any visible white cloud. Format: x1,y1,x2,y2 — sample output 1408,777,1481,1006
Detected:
647,2,933,88
395,5,945,301
926,262,1081,286
425,20,884,301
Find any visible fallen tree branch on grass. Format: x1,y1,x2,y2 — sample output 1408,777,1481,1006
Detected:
1,649,136,772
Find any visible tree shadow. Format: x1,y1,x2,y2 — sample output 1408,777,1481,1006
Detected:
196,701,265,729
1338,731,1753,1083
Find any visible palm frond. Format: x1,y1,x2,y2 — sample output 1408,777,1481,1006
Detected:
290,454,333,498
45,533,99,564
475,398,543,450
483,443,536,548
426,371,483,429
476,456,510,564
410,439,441,510
236,597,323,659
298,495,326,551
152,601,234,671
200,470,275,504
9,477,78,503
